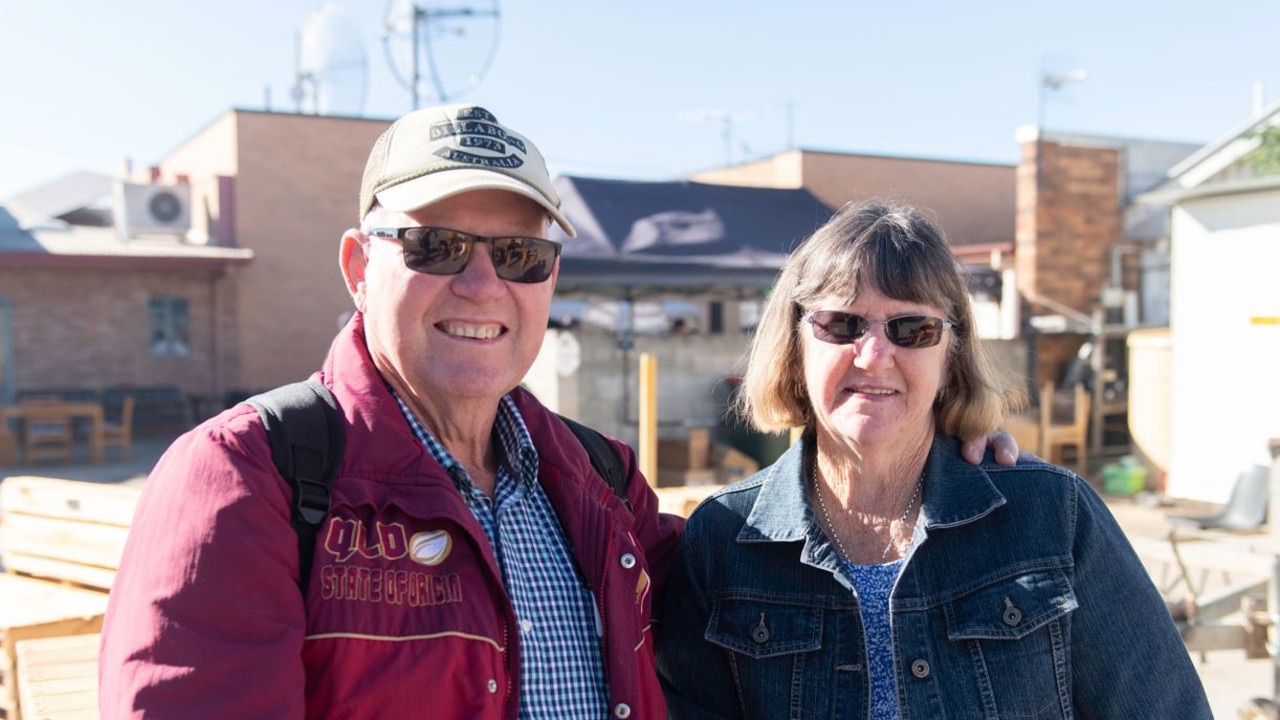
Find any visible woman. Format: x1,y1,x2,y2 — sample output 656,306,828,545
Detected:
656,201,1209,719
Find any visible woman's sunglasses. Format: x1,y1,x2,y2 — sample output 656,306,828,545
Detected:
367,227,561,284
803,311,954,349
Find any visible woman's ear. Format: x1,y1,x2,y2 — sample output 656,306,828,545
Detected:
339,229,369,312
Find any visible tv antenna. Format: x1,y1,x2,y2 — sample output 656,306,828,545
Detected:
381,0,501,110
292,4,368,116
678,109,754,166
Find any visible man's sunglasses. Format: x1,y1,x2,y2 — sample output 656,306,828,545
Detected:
803,311,954,349
367,227,561,284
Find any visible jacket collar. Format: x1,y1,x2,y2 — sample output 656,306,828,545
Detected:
318,313,590,491
737,433,1007,562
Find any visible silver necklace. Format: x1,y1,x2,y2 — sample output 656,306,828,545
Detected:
812,458,923,564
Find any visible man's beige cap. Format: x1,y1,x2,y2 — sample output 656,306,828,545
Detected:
359,104,575,237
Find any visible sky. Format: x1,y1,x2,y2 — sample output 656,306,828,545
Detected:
2,1,1279,200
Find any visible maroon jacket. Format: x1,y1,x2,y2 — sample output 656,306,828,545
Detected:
99,315,683,719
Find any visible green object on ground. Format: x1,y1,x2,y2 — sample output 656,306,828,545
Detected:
1102,456,1147,496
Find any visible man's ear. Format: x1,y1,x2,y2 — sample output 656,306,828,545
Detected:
339,229,368,311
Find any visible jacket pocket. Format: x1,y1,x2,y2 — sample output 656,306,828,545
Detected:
704,596,827,718
944,569,1078,718
707,596,823,658
945,569,1078,641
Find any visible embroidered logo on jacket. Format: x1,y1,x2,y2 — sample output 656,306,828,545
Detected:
410,529,453,566
317,517,463,608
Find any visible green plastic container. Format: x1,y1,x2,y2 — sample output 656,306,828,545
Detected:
1101,458,1148,496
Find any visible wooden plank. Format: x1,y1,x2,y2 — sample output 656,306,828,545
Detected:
16,634,100,720
3,563,117,597
0,477,139,528
0,477,140,593
2,514,130,577
0,576,109,638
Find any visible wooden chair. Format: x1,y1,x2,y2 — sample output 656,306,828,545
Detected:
0,424,16,468
1039,381,1090,472
19,403,75,464
102,395,135,462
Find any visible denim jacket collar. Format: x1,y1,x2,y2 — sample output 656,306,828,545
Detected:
738,433,1007,569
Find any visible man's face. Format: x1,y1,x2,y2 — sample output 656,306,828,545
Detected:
341,189,557,412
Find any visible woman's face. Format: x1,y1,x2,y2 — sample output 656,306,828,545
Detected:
802,284,951,453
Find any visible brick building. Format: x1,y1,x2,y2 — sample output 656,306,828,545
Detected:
1013,127,1199,453
0,110,391,424
156,110,391,394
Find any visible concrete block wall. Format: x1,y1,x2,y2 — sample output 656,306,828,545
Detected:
526,329,1033,456
525,329,752,450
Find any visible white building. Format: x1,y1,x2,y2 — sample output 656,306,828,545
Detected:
1140,100,1280,502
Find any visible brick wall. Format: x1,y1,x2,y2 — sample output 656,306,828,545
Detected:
159,110,391,392
1016,137,1122,391
231,112,389,391
0,264,233,399
691,150,1016,246
1016,138,1120,315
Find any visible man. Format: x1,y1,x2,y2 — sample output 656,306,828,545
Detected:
99,104,1017,719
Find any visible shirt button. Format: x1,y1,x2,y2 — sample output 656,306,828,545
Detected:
613,702,632,718
910,659,931,678
620,553,637,569
487,679,498,694
520,618,533,634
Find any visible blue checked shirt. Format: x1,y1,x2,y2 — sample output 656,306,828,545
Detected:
393,391,608,720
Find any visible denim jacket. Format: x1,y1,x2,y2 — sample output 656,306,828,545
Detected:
656,435,1210,719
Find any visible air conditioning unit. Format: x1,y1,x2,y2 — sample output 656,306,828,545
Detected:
115,181,192,237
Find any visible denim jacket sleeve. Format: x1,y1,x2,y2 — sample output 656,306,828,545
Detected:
656,518,742,720
1067,478,1212,719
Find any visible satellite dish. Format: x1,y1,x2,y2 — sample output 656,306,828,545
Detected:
381,0,501,109
293,4,368,116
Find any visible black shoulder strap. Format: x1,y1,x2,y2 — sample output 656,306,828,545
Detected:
246,380,344,590
558,413,631,510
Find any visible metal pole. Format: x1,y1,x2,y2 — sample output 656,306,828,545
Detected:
1269,438,1280,700
410,6,421,110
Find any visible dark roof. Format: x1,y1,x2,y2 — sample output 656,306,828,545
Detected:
551,176,834,298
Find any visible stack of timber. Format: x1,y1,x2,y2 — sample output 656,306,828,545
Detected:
0,477,140,719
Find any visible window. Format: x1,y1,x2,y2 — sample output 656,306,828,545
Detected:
0,297,12,403
148,297,190,357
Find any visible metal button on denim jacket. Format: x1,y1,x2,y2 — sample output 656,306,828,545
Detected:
657,435,1211,719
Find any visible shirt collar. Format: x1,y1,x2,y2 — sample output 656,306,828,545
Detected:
390,388,540,486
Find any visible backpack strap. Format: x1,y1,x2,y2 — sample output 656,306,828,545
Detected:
246,380,344,590
558,414,631,511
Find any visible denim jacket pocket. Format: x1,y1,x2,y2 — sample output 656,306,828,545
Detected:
706,595,823,658
943,569,1079,718
945,569,1078,641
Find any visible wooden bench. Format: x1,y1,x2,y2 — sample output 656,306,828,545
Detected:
0,477,140,719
